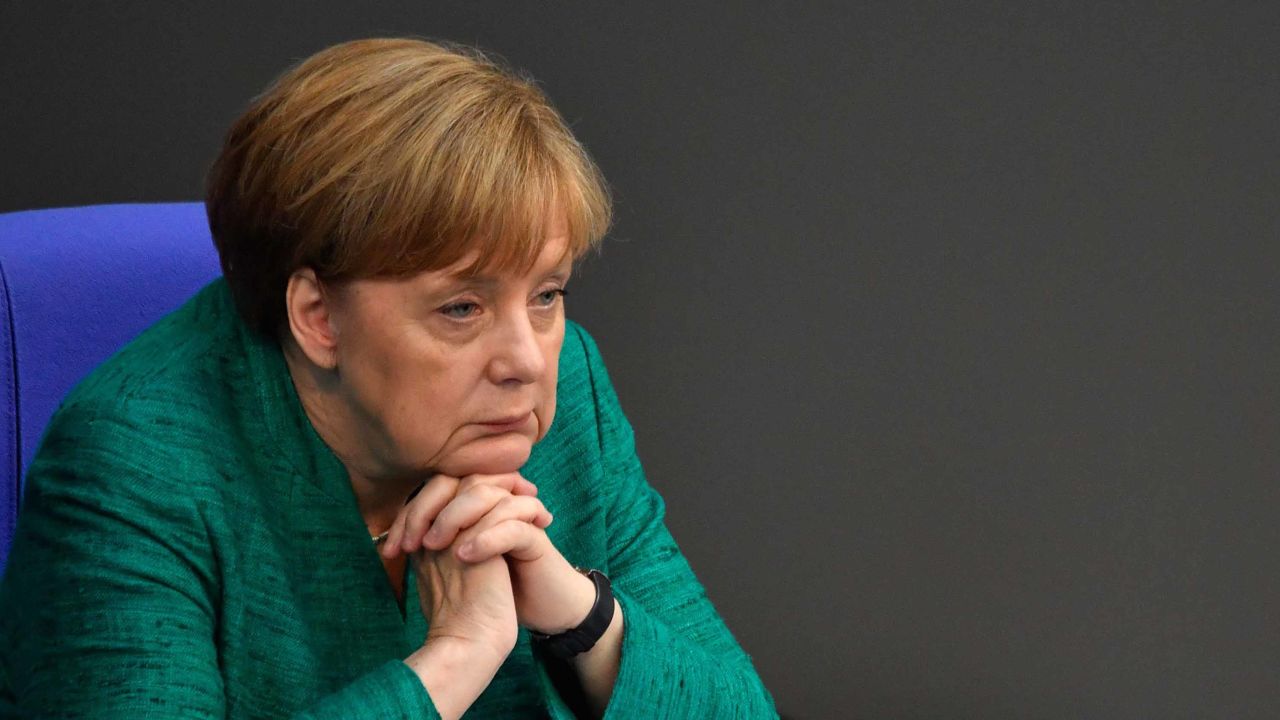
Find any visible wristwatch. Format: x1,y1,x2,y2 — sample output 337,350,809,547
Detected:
531,568,615,659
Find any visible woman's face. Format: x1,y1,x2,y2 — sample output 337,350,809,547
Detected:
323,233,572,480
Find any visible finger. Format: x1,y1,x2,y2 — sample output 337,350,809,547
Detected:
456,519,548,563
424,487,551,550
458,472,539,498
399,476,465,556
449,496,551,561
381,483,426,557
512,475,539,497
386,474,460,558
382,505,412,559
463,494,553,539
422,484,512,551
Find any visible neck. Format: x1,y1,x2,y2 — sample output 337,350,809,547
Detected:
281,339,422,533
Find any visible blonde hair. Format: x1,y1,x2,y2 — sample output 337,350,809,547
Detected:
206,37,612,336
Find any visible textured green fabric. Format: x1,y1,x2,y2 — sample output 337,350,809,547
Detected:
0,279,776,719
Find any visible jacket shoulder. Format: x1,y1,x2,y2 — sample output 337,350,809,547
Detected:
31,281,246,492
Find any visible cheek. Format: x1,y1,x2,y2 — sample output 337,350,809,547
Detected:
402,354,482,423
374,343,479,442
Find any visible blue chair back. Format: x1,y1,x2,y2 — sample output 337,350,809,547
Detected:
0,203,221,571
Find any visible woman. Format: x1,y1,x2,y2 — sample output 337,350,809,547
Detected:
0,38,776,718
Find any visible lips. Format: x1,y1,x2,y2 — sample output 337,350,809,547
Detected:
476,411,532,432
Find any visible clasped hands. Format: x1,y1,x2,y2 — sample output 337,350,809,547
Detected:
379,473,596,665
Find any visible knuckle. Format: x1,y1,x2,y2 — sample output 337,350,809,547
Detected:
494,494,523,512
472,484,509,504
458,473,495,491
424,474,459,496
499,518,530,537
515,495,546,515
412,500,441,524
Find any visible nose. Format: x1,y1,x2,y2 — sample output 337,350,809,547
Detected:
486,309,546,386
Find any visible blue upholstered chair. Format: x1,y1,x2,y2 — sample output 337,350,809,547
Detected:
0,203,221,571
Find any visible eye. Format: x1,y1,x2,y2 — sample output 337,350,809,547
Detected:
533,288,568,308
439,301,480,319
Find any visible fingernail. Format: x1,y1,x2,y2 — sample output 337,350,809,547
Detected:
458,541,474,559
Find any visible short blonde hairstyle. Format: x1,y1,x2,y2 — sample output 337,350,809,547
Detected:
206,37,612,336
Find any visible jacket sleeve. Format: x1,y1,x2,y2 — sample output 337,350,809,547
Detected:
573,326,779,720
0,402,439,720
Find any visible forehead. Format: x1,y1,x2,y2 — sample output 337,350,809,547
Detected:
436,231,574,286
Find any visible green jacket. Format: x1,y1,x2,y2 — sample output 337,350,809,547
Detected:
0,280,776,719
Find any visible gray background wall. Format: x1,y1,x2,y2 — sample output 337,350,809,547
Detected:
3,2,1277,717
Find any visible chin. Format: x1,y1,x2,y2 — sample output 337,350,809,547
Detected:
435,435,534,477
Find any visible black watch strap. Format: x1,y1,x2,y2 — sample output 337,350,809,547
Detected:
532,568,615,659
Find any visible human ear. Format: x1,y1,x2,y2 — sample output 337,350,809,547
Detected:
285,268,341,370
